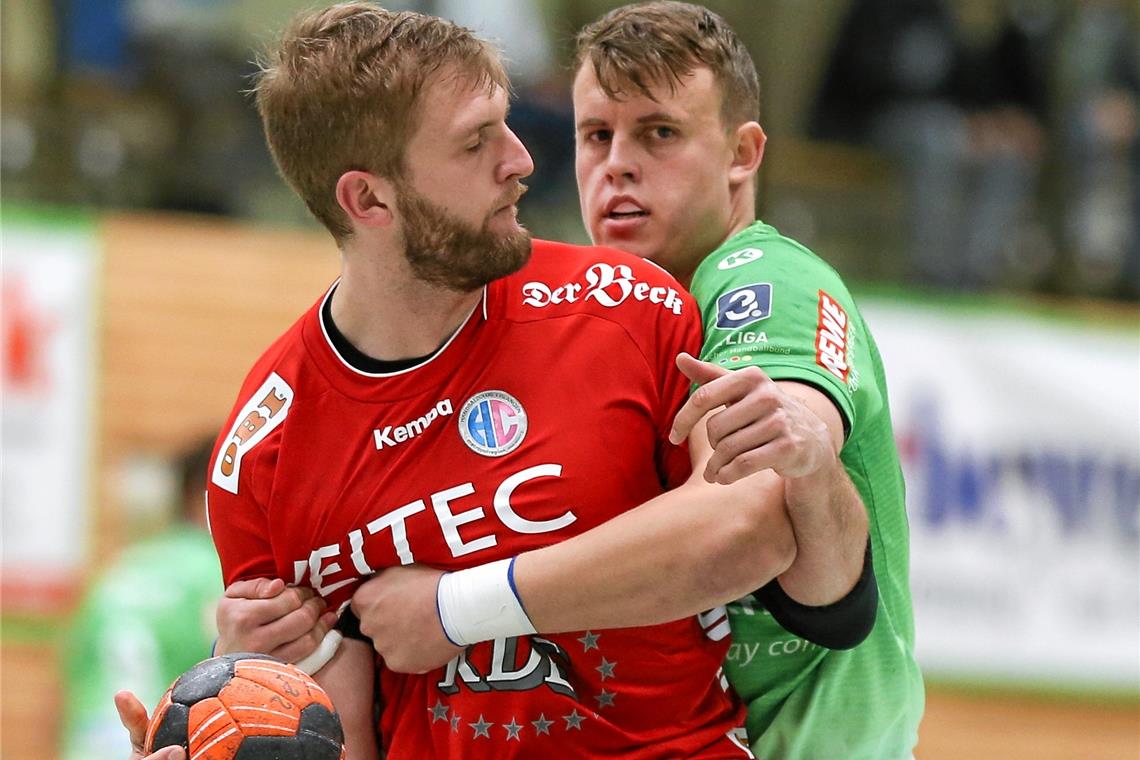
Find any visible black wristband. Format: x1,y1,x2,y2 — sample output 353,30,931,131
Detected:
334,607,371,643
753,539,878,650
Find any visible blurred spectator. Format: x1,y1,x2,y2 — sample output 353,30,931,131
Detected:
1053,0,1139,298
812,0,1055,291
59,436,221,760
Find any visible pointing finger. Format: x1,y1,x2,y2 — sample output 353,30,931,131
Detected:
675,352,726,385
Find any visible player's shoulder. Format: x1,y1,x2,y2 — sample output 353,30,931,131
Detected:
500,238,695,322
209,292,327,495
694,221,850,295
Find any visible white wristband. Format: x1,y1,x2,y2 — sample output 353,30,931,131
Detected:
436,557,536,646
294,628,343,675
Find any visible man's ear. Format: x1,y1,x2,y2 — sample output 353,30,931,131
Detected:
728,121,766,186
335,170,397,229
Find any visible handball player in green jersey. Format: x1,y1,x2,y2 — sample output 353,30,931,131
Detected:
568,4,925,758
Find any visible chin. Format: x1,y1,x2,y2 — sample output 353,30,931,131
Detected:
619,238,659,262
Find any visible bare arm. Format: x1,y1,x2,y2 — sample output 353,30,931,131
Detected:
672,355,867,605
313,638,381,760
772,381,867,604
514,421,796,631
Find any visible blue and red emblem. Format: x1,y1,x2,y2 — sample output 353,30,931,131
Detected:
458,390,528,457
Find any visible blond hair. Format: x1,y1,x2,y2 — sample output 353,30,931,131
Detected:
575,1,760,128
253,2,509,241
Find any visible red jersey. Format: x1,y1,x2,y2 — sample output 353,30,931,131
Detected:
207,240,748,759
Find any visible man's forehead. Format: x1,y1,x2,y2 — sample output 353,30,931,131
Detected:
573,64,719,117
420,76,508,128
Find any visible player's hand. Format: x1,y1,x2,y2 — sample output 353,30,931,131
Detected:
350,565,462,674
115,690,185,760
215,578,338,663
670,352,837,485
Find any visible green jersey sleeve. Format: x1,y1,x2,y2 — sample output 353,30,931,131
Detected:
689,222,882,436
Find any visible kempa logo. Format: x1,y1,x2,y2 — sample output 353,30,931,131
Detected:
374,399,453,450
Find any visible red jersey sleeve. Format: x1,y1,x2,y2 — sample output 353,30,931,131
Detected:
207,370,295,585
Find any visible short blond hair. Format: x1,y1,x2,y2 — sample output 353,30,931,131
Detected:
253,2,509,241
575,1,760,129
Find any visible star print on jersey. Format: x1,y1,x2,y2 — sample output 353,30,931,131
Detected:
502,718,524,741
577,630,600,651
563,709,586,730
427,631,627,745
470,715,493,739
429,699,449,722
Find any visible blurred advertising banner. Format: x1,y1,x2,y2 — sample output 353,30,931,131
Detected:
863,297,1139,692
1,212,98,613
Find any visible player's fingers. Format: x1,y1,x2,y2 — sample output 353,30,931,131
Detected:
265,597,331,652
671,369,748,446
713,451,771,486
245,594,328,654
114,690,149,751
270,611,337,664
223,577,285,600
701,385,782,450
675,351,727,385
677,368,774,446
703,422,778,483
239,585,319,624
147,748,186,760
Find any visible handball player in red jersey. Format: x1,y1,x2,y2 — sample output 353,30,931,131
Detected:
118,4,809,759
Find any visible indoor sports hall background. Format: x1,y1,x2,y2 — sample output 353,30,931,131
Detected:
2,0,1138,758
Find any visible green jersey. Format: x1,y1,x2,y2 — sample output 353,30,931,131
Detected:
690,222,924,760
61,527,221,760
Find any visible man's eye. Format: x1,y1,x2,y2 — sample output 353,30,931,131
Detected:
466,139,484,152
651,126,677,139
587,129,612,143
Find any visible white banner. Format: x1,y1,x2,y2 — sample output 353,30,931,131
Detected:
1,215,98,612
863,298,1140,690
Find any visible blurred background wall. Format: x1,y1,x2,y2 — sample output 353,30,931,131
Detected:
1,0,1138,758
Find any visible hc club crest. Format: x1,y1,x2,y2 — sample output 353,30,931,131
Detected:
459,390,528,457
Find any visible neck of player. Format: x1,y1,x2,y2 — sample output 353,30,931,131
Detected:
332,243,483,362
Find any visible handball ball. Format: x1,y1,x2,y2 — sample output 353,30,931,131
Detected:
145,652,345,760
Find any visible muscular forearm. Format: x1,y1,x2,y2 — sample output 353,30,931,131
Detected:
778,456,868,605
514,467,796,633
314,638,380,760
751,379,870,607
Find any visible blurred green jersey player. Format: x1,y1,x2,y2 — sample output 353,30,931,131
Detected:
61,439,220,760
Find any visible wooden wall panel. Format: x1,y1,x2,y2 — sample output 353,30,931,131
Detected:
94,213,338,559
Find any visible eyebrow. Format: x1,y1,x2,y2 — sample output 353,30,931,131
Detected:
576,112,684,130
460,103,512,139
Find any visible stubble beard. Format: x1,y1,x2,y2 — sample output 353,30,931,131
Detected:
396,182,532,292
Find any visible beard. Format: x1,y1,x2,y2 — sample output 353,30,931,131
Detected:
395,181,532,292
